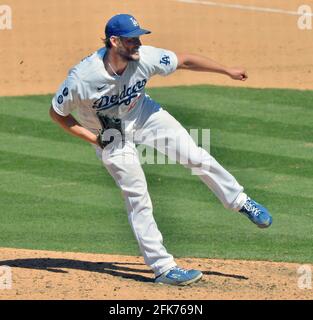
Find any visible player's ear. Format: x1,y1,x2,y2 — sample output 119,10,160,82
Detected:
110,36,121,48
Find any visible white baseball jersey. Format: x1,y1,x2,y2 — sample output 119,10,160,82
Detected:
52,45,178,134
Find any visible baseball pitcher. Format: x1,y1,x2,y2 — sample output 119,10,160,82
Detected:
49,14,272,286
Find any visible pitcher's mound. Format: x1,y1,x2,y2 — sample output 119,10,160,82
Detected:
0,248,311,300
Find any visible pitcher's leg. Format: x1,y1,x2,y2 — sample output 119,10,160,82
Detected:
100,143,176,276
136,110,246,210
137,110,272,228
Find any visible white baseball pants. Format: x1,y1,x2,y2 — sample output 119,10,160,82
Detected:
96,108,247,276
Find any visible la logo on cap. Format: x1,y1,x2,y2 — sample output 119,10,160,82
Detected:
130,17,139,27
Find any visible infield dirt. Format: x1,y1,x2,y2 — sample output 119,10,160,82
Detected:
0,248,312,300
1,0,313,96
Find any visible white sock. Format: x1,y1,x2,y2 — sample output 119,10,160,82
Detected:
234,192,248,211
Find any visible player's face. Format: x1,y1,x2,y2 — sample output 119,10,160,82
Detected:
117,37,142,61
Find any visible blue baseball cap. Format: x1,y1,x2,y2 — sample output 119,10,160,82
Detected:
105,14,151,38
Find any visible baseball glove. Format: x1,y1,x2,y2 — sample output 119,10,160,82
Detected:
96,111,124,148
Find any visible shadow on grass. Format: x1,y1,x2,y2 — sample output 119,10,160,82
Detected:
0,258,248,283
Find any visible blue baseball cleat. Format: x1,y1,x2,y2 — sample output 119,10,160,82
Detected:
239,197,272,228
155,266,203,286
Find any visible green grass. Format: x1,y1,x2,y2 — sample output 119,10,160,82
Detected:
0,85,313,263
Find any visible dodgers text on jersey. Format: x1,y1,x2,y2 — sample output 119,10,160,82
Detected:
92,79,147,111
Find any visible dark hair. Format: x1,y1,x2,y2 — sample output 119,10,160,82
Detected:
103,37,112,48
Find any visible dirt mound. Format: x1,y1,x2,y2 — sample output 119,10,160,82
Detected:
0,248,311,300
1,0,313,96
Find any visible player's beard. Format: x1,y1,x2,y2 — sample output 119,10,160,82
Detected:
117,46,140,62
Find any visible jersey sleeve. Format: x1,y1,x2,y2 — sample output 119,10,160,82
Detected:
51,74,81,116
142,46,178,77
